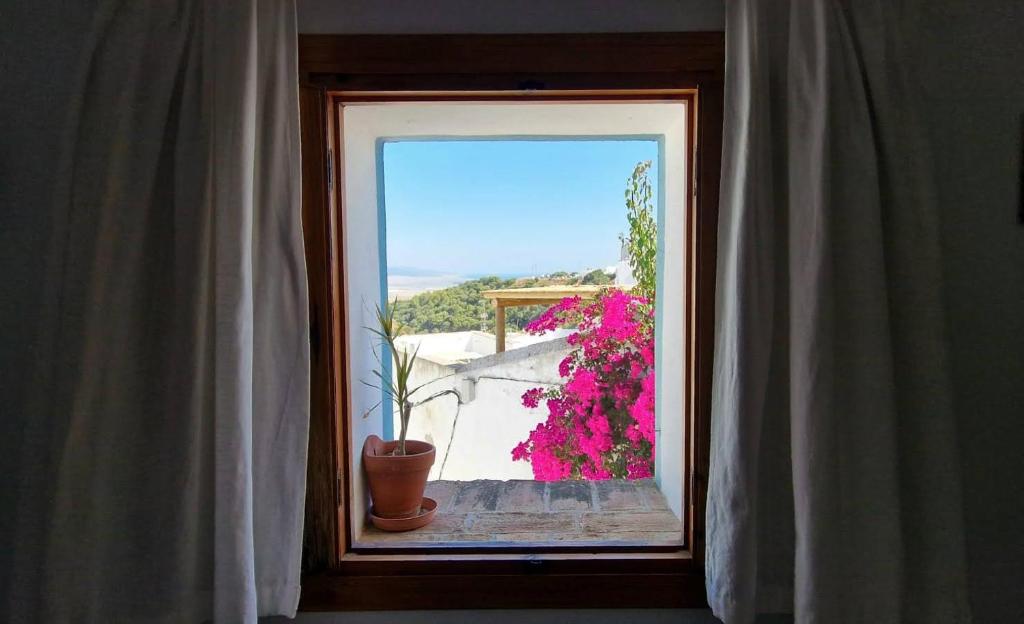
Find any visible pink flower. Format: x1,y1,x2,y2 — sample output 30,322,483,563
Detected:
566,369,600,408
525,296,582,334
630,373,656,445
558,355,573,378
511,291,656,480
521,387,544,409
641,343,654,366
581,463,613,480
511,441,529,461
626,457,653,479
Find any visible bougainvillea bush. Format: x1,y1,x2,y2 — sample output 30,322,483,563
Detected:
511,290,655,480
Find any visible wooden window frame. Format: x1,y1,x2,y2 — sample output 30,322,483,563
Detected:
298,33,723,611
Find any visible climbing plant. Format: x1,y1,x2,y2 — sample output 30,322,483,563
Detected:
620,160,657,300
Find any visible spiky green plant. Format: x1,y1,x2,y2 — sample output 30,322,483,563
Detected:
365,301,460,455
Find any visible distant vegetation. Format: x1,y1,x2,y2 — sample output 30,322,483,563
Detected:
580,269,613,285
391,270,613,334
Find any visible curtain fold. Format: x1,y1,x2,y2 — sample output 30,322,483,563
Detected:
6,1,309,622
707,2,971,623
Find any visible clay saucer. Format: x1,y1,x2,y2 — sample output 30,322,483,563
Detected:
369,497,437,532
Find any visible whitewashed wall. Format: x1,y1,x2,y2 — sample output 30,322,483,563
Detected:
400,338,572,481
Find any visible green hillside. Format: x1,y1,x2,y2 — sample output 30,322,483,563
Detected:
392,271,611,334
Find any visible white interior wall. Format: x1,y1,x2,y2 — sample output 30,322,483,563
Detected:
342,102,689,532
296,0,724,34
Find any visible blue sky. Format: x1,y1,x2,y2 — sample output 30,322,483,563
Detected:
382,139,659,277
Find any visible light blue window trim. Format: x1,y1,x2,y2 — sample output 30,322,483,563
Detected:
376,135,666,450
654,137,667,489
375,139,394,440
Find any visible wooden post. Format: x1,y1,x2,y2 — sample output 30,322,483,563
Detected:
495,301,505,353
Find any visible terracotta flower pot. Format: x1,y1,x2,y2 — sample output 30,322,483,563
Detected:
362,434,435,519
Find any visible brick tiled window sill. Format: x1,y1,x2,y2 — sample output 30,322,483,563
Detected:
356,479,682,548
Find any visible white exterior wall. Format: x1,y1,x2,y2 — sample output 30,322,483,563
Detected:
394,329,572,366
396,334,573,481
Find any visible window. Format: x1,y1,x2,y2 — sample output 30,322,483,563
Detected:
343,104,685,550
299,33,723,610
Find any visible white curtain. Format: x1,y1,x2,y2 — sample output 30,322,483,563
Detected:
707,2,972,623
6,1,309,622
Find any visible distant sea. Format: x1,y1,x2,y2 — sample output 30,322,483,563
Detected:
464,271,530,280
386,267,530,301
386,266,615,300
387,273,464,300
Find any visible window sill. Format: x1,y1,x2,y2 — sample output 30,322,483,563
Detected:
302,480,699,610
353,479,682,551
299,551,707,610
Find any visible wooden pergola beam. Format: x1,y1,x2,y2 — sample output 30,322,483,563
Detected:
494,301,505,353
481,285,620,353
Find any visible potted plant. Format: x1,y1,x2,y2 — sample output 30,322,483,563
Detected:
362,302,460,531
